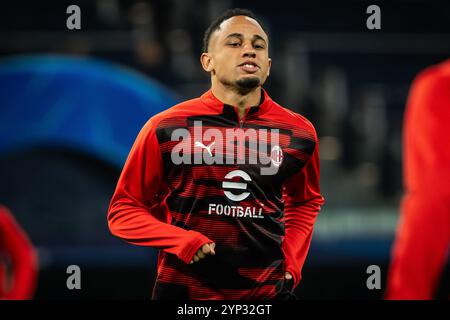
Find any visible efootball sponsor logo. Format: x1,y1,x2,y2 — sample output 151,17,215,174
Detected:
222,170,251,201
208,169,264,220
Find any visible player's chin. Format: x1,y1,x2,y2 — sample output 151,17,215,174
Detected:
235,75,261,89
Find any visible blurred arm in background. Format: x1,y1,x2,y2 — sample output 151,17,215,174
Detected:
386,59,450,299
0,205,38,300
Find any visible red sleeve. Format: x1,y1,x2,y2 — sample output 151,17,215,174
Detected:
281,133,325,289
0,206,38,300
107,118,212,264
386,65,450,299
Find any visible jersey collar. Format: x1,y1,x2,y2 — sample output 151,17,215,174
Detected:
200,87,273,119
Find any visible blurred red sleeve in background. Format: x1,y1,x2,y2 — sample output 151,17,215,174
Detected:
0,205,38,300
386,60,450,300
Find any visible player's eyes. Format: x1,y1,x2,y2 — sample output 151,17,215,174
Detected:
226,41,265,49
254,42,265,49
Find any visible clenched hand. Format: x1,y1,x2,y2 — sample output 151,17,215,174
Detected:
189,242,216,264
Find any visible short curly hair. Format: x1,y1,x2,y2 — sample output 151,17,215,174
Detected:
202,8,268,53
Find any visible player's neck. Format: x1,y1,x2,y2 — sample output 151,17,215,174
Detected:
210,82,261,118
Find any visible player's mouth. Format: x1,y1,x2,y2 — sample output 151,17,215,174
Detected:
238,61,259,73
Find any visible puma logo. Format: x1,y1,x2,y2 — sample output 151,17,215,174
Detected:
195,141,215,157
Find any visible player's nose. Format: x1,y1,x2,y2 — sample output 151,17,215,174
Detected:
242,42,256,58
242,50,256,59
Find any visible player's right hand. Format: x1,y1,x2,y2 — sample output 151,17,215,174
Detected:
189,242,216,264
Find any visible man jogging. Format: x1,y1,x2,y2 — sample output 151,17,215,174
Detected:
108,8,324,300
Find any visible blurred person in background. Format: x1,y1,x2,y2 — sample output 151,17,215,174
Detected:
386,59,450,299
107,8,324,300
0,205,38,300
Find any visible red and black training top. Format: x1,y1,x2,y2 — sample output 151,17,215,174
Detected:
108,87,325,299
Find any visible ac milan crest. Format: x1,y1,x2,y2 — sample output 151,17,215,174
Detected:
270,145,283,167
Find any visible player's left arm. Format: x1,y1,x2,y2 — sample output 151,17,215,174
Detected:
281,131,325,290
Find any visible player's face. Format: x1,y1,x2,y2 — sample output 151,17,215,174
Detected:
202,16,271,92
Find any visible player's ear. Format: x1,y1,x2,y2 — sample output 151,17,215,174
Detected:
200,53,214,72
266,57,272,77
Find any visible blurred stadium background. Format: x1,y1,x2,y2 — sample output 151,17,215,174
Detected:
0,0,449,299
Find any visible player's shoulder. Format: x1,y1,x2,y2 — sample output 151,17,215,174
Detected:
268,99,318,141
149,97,204,126
133,97,204,138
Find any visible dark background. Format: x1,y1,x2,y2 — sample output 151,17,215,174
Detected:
0,0,449,299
